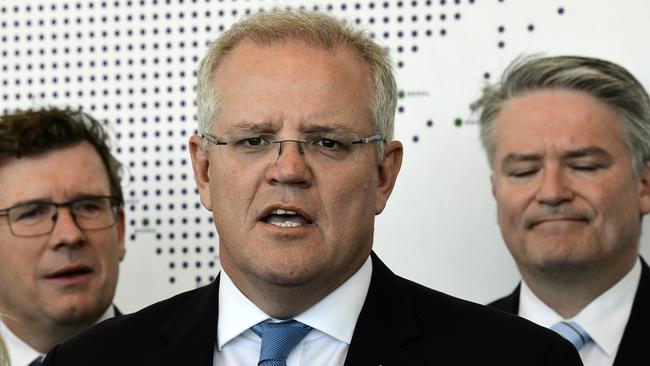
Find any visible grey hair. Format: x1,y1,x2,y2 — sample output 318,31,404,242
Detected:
473,55,650,175
195,9,397,162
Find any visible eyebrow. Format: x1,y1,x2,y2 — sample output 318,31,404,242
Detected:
1,194,110,209
561,146,612,161
501,153,543,166
300,123,356,134
500,146,613,167
227,121,357,134
229,121,278,133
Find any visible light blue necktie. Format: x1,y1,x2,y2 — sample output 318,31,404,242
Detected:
251,320,312,366
551,321,591,351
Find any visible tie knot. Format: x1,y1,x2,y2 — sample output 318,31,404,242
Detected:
551,321,591,351
252,320,312,366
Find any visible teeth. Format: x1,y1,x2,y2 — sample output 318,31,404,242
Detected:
269,221,304,228
271,209,298,215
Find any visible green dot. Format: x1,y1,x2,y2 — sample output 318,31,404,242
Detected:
454,118,463,127
398,90,405,99
142,218,150,227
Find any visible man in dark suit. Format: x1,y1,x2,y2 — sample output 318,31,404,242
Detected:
473,55,650,365
0,108,126,366
44,10,581,366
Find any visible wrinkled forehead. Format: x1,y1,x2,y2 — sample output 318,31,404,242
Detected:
210,39,374,135
492,89,629,159
0,142,112,206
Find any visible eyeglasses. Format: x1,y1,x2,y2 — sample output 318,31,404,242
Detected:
0,196,121,238
201,131,384,168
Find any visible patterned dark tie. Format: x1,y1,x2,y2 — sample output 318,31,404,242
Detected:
551,321,591,351
251,320,312,366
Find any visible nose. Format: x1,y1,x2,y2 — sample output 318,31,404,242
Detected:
48,208,85,249
536,165,574,206
265,140,313,186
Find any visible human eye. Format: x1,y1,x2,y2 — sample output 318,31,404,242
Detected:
73,198,108,216
308,134,352,151
570,163,601,172
505,165,540,179
234,135,273,150
10,203,51,223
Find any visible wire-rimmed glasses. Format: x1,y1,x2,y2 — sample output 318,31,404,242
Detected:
201,131,384,168
0,196,121,237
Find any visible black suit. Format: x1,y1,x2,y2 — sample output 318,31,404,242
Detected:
44,252,582,365
489,257,650,366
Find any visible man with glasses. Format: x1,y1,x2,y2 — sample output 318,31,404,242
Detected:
0,108,125,366
44,10,581,365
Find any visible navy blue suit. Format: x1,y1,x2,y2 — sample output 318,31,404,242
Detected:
490,257,650,366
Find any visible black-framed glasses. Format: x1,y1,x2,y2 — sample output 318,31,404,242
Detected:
202,131,384,168
0,196,121,238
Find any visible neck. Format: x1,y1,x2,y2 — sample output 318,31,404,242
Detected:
2,314,98,353
520,256,637,318
224,258,366,320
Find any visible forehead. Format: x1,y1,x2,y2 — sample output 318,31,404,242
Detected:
0,142,111,206
211,38,374,133
492,89,630,160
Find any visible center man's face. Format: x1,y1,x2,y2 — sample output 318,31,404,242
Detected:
190,39,402,296
491,89,650,278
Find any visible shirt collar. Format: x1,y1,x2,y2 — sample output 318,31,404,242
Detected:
0,319,41,366
520,258,641,356
217,255,373,349
0,305,117,366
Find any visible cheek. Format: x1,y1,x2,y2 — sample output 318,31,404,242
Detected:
495,190,525,222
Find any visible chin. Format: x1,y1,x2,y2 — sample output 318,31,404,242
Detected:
530,252,594,274
50,299,108,325
259,265,320,287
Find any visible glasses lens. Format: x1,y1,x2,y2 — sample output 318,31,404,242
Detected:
304,133,360,162
8,203,56,237
72,197,118,230
218,134,276,167
208,132,380,168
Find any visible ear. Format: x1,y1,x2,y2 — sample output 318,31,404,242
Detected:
639,161,650,215
189,135,213,211
116,209,126,261
374,140,403,215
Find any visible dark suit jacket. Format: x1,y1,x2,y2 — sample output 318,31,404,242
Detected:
44,252,582,365
489,257,650,366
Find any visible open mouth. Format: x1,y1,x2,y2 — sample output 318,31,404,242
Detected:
262,208,312,228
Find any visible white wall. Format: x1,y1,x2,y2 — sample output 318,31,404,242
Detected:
2,0,649,313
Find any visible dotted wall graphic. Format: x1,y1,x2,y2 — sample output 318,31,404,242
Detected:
3,0,648,310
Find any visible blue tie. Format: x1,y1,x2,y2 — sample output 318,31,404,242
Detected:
551,321,591,351
251,320,312,366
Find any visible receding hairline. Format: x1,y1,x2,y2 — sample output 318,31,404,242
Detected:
206,33,374,86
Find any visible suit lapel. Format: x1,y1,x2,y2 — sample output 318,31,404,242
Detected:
344,252,424,366
143,277,220,366
491,258,650,366
613,257,650,366
488,285,520,314
113,304,123,317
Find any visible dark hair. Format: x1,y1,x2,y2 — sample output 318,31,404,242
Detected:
0,108,123,204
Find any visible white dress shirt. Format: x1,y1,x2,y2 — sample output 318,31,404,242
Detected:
214,256,372,366
0,306,115,366
519,258,641,366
